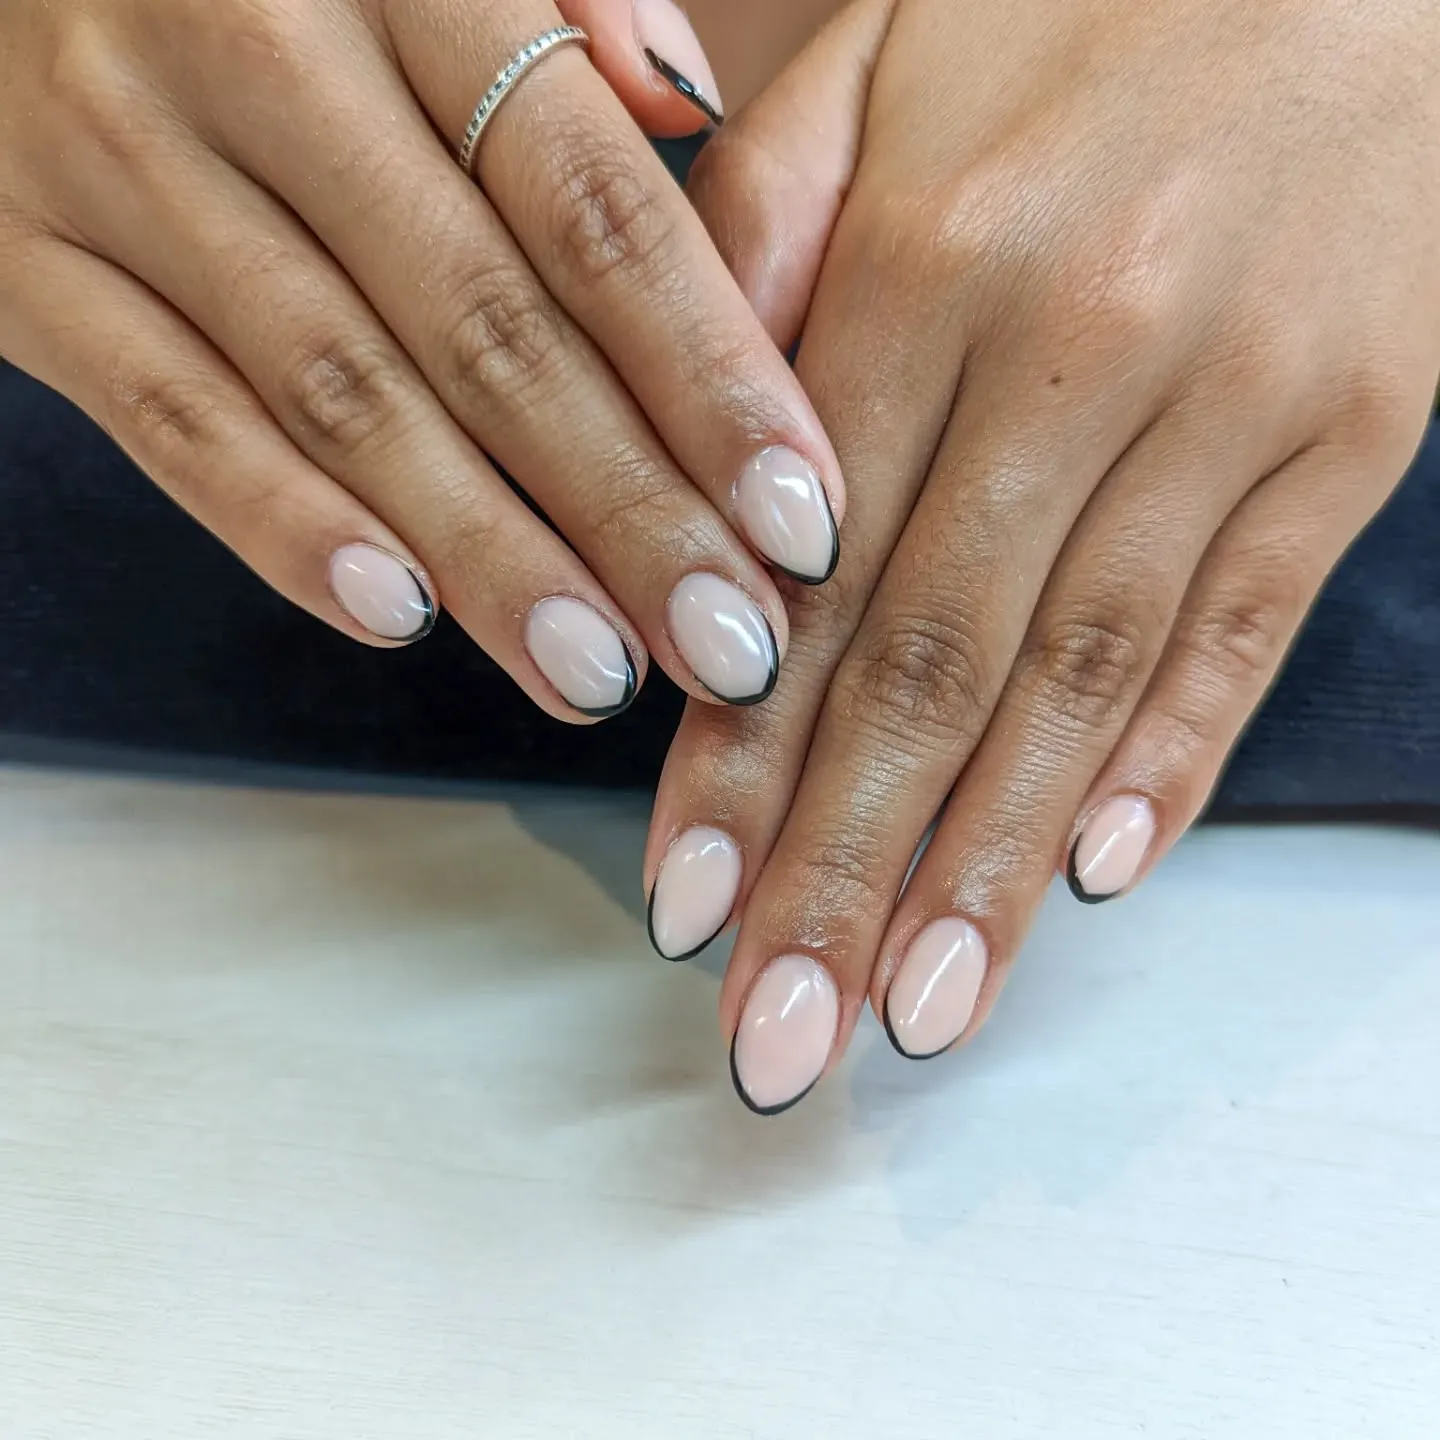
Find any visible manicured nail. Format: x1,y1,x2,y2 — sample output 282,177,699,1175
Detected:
735,447,839,584
667,572,779,705
730,955,839,1116
1068,794,1157,903
635,0,724,127
648,826,742,961
884,917,988,1060
524,596,636,718
328,544,434,642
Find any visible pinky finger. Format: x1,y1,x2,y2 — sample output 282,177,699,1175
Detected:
1064,445,1393,904
1,237,437,648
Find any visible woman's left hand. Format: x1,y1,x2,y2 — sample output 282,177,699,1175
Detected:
644,0,1440,1113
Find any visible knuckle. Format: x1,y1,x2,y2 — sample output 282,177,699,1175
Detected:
549,132,672,287
276,334,405,452
105,363,223,468
1187,584,1299,687
439,260,566,403
796,823,894,911
845,608,993,743
1029,612,1151,726
1329,358,1431,453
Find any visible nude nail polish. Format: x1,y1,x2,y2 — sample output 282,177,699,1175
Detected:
666,572,779,705
328,544,434,642
884,917,989,1060
735,447,839,584
648,826,742,962
524,596,636,718
1068,794,1157,903
635,0,725,127
730,955,839,1116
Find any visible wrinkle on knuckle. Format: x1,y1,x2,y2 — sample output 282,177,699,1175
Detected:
439,260,565,404
795,824,893,913
278,333,404,452
1188,585,1299,687
846,608,992,745
1030,612,1150,727
107,363,223,464
549,134,671,288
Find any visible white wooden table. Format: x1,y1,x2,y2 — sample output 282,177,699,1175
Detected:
1,765,1437,1438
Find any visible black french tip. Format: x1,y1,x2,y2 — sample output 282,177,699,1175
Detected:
407,596,438,645
571,654,639,721
1064,843,1115,905
880,999,955,1063
645,888,723,964
728,1036,818,1118
701,616,780,708
774,527,841,588
644,49,725,129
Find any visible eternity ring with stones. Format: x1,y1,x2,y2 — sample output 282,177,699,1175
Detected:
457,27,590,177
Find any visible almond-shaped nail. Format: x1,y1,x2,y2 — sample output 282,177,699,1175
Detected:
524,596,636,718
636,0,724,127
730,955,839,1116
328,544,434,642
667,572,779,705
648,826,742,961
735,446,839,584
1068,794,1157,903
884,917,988,1060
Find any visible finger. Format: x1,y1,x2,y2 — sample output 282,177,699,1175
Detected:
643,136,986,963
0,235,436,648
145,13,787,706
383,0,848,570
1064,444,1404,909
686,0,896,347
872,402,1286,1060
49,128,658,722
559,0,725,136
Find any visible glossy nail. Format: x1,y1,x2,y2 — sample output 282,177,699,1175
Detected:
1068,794,1157,903
884,917,989,1060
735,446,839,584
648,826,742,961
636,0,724,127
525,596,636,718
328,544,434,642
730,955,839,1116
667,572,779,705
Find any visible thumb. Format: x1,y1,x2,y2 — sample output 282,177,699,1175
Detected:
559,0,725,139
684,0,894,350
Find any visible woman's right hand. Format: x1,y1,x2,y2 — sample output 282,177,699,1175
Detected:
0,0,844,718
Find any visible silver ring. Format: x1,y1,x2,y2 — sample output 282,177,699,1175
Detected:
458,26,590,176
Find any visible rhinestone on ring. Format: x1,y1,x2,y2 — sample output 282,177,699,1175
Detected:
458,26,590,177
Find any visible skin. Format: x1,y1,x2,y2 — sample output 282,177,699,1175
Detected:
0,0,849,720
647,0,1440,1103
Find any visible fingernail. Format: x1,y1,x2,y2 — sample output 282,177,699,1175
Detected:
635,0,724,127
524,596,637,718
667,572,779,705
1068,794,1157,903
884,917,988,1060
648,826,742,961
735,447,840,584
730,955,839,1116
328,544,434,642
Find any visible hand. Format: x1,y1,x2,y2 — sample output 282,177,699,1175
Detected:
645,0,1440,1111
0,0,844,719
